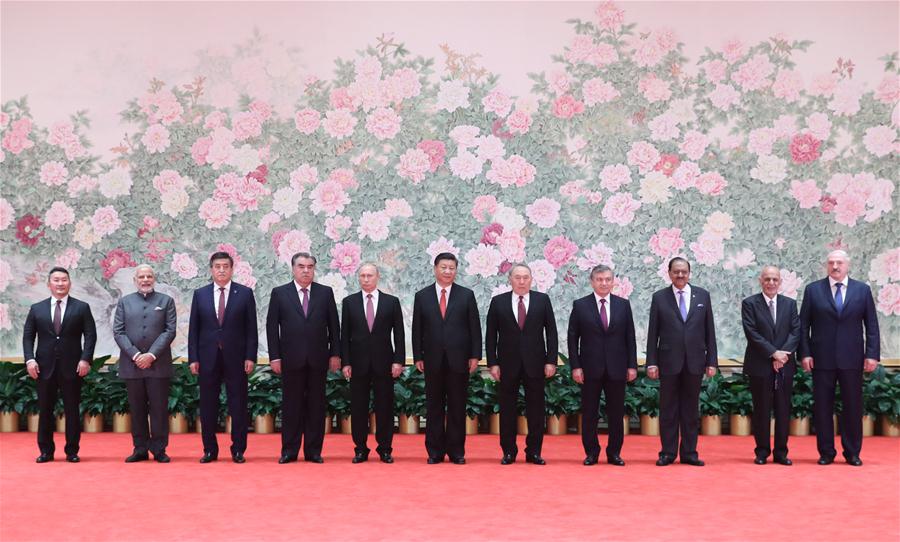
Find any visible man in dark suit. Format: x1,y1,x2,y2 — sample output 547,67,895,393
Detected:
412,252,481,464
23,266,97,463
799,250,880,466
486,264,558,465
113,264,177,463
646,257,717,466
741,265,801,466
341,263,405,464
188,251,258,463
266,252,340,464
568,264,637,466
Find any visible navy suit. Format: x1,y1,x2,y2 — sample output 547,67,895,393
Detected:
22,296,96,456
799,278,880,460
266,281,340,459
741,293,800,460
646,285,717,462
188,282,258,457
567,294,637,459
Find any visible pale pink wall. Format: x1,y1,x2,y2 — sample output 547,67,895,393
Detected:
2,1,897,157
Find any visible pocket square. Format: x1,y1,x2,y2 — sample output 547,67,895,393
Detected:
154,306,164,310
697,304,705,308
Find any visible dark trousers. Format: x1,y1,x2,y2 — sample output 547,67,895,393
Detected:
749,371,793,460
813,368,863,459
281,363,327,459
37,370,81,456
581,375,626,459
199,350,248,456
125,377,171,455
424,357,468,460
350,369,395,455
498,368,545,457
659,371,703,461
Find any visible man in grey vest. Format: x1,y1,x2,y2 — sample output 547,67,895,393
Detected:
114,264,177,463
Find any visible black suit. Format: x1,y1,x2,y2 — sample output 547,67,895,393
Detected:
266,281,340,459
486,291,558,458
646,285,717,462
741,293,801,461
568,293,637,459
341,290,405,456
22,296,97,456
412,283,481,460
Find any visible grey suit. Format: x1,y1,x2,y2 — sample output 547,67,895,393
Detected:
113,290,177,455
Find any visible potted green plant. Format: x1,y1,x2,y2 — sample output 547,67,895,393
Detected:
167,361,198,433
865,366,900,437
248,365,282,433
723,373,753,436
482,376,501,435
20,375,40,432
623,379,641,437
466,371,490,434
103,365,131,433
545,365,579,435
80,356,112,432
393,366,424,434
326,370,352,433
699,373,726,436
629,371,660,435
790,369,813,435
0,362,28,432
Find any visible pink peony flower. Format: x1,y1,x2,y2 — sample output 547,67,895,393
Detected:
91,205,121,237
356,211,390,242
582,77,620,106
679,130,710,161
138,89,182,125
731,54,774,91
695,171,728,196
204,111,228,130
100,248,136,279
232,111,262,141
543,235,579,269
426,236,459,262
862,125,896,158
249,100,272,122
294,108,321,135
290,164,319,189
395,148,431,184
654,154,681,177
789,133,821,164
486,155,536,188
805,112,832,141
16,214,44,247
599,164,632,192
449,125,480,148
526,197,561,228
595,1,625,31
328,168,358,190
0,198,14,231
464,244,503,278
233,260,256,289
496,229,526,262
141,124,171,154
482,88,513,117
552,95,585,119
471,195,499,222
528,259,557,292
672,161,701,190
55,248,81,270
170,253,198,279
416,140,447,172
833,192,867,226
480,223,504,245
384,198,413,218
191,136,212,165
602,193,641,225
386,68,422,103
276,229,312,264
365,107,402,140
626,141,661,174
505,109,532,135
215,243,241,264
721,38,745,64
330,242,362,276
648,113,680,141
649,227,685,258
198,198,232,228
808,73,839,97
309,180,350,216
703,59,728,84
152,169,190,194
638,74,672,103
689,232,725,266
322,109,357,139
708,84,741,110
324,215,352,240
772,70,803,102
875,73,900,104
576,242,614,271
44,201,75,231
39,161,68,186
612,276,634,299
565,35,596,64
828,79,863,116
703,211,735,240
876,284,900,316
778,270,802,299
748,127,777,156
448,151,484,181
868,248,900,286
206,127,235,169
790,179,822,208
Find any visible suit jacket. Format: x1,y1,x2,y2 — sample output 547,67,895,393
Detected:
567,293,637,381
340,290,405,376
188,282,258,372
485,290,558,379
798,278,880,370
22,296,97,380
741,293,801,378
411,283,482,373
114,291,177,379
646,285,718,376
266,281,340,370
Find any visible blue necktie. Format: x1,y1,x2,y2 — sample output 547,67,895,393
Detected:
834,283,843,314
678,290,687,321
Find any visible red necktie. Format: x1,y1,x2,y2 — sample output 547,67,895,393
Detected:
600,298,608,331
517,296,526,330
440,289,447,319
53,299,62,335
366,293,375,332
217,287,226,326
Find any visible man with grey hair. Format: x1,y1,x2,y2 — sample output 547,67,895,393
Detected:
113,264,177,463
486,263,558,465
799,250,880,466
741,265,800,465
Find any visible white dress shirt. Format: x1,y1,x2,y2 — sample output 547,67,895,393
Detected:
435,282,452,304
763,293,777,324
362,288,379,315
593,292,611,322
829,277,848,300
512,291,530,316
672,284,692,317
213,281,232,314
49,295,69,323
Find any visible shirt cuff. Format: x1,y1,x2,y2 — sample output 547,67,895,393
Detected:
26,359,37,366
132,352,141,361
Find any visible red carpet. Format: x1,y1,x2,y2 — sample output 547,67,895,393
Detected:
1,432,898,541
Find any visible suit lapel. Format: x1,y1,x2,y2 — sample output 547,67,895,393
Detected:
606,296,617,333
821,279,838,314
42,298,55,335
841,279,854,314
58,298,75,333
371,291,387,333
444,285,460,320
221,284,239,324
774,294,788,332
664,288,683,323
758,294,776,330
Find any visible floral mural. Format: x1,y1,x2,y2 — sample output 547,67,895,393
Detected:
1,2,897,359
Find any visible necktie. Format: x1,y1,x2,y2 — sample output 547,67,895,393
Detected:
678,290,687,322
440,288,447,319
217,287,225,326
301,288,309,317
834,283,843,314
53,299,62,335
769,299,776,324
599,298,609,330
366,293,375,332
517,295,526,330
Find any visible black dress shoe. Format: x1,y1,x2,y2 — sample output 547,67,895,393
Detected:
125,451,149,463
525,454,546,465
35,453,54,463
500,454,516,465
681,457,705,466
278,454,297,464
754,457,767,465
773,457,792,466
154,452,171,463
379,453,394,464
449,457,466,465
846,456,863,466
656,455,675,466
427,456,443,464
305,455,324,463
199,452,218,463
583,455,598,466
352,452,369,464
607,455,625,466
65,454,80,463
232,453,246,464
817,456,834,465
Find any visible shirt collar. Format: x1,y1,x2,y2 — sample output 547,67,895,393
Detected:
829,277,848,289
294,280,312,292
214,281,232,292
363,288,379,300
763,292,777,303
51,295,69,305
435,282,452,295
593,292,610,303
672,284,690,295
